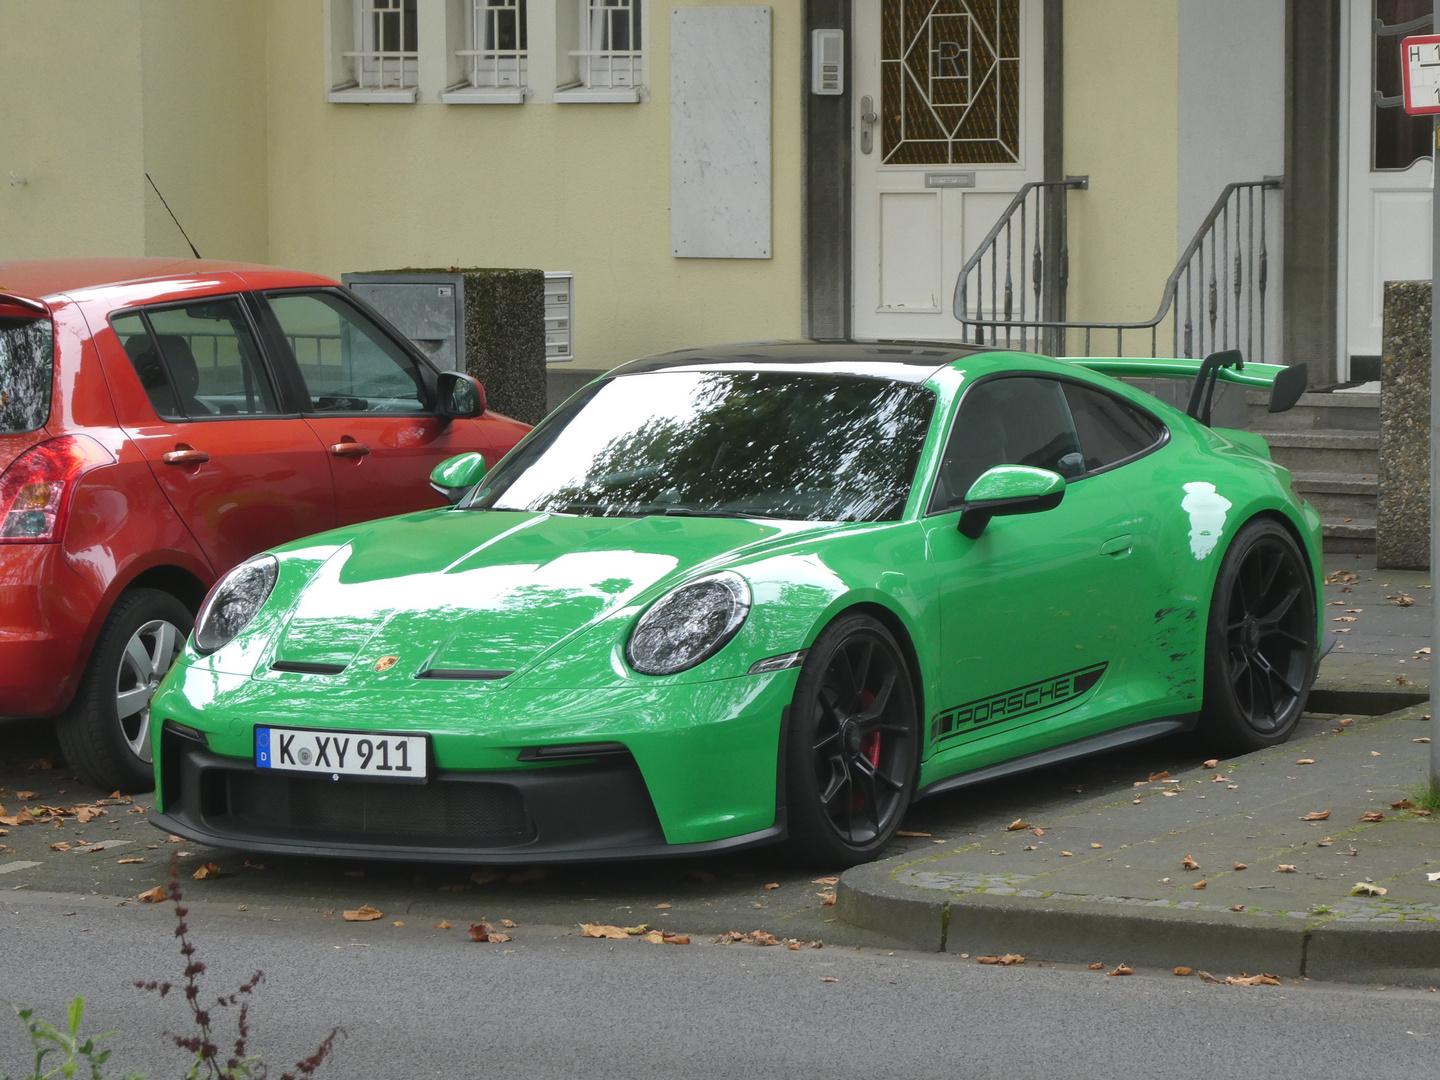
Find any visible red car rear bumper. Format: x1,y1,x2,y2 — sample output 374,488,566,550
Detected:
0,544,97,717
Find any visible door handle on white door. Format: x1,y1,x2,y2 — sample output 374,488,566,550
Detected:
860,95,877,155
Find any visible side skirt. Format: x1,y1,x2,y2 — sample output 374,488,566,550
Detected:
915,714,1199,802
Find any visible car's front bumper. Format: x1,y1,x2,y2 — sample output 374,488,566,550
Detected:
149,665,799,860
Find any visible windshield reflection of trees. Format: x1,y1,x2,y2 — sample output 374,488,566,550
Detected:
493,372,934,522
0,321,54,435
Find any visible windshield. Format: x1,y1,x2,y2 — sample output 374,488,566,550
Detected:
470,369,936,522
0,318,54,435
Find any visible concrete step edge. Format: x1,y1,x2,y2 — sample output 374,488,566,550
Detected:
1245,390,1380,409
1256,431,1380,449
1289,472,1379,493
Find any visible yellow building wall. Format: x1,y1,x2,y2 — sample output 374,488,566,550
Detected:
1063,0,1180,355
0,0,146,258
140,1,271,262
266,0,802,374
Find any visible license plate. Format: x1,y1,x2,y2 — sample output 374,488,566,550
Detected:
255,726,428,781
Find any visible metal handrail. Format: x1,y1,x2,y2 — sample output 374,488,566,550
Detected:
954,177,1283,360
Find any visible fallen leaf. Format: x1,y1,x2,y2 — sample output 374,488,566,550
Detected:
812,876,840,886
1230,905,1245,912
1091,843,1103,849
392,921,404,927
137,886,166,904
342,905,383,922
1275,865,1298,873
1148,771,1170,782
433,921,452,929
1202,759,1219,769
1416,738,1432,744
1226,973,1281,986
1338,718,1354,727
1108,965,1134,977
49,842,70,852
977,954,1025,966
1296,759,1316,765
501,918,518,928
1359,811,1385,822
1391,799,1415,810
579,923,629,939
1333,617,1356,622
1193,879,1207,890
896,830,932,837
243,861,265,870
117,858,144,865
1233,862,1247,871
1226,784,1239,790
623,924,649,935
821,977,839,983
469,922,510,943
1030,827,1045,837
1197,971,1222,984
75,806,104,824
1301,810,1331,821
763,882,780,890
748,931,781,946
819,892,837,906
661,932,689,945
654,902,672,909
1087,962,1105,970
640,929,664,943
1181,854,1201,871
1061,850,1074,857
1211,774,1230,783
1174,966,1193,976
1349,882,1388,897
16,791,35,801
1392,592,1415,607
1005,819,1031,831
191,862,220,881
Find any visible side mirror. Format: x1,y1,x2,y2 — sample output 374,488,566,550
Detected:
436,371,486,419
958,465,1066,539
429,452,489,505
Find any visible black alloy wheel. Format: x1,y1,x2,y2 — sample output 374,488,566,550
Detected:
1201,519,1317,753
784,614,919,867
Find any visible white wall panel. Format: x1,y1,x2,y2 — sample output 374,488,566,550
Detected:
671,6,772,258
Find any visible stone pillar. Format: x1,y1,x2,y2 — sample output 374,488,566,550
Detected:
1377,280,1431,570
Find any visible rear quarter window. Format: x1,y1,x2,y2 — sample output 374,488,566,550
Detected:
0,318,54,434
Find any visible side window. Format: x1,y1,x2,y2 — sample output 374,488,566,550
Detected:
928,377,1084,514
1061,383,1165,472
264,292,428,415
110,299,280,419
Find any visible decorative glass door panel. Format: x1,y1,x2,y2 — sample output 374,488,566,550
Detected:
881,0,1021,165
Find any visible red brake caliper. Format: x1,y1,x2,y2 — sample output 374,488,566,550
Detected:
857,691,881,767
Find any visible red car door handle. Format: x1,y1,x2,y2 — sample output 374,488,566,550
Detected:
161,447,210,466
329,440,371,458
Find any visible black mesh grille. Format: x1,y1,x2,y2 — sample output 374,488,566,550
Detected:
222,772,533,845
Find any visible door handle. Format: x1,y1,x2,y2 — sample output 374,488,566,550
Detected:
161,446,209,466
860,95,877,155
1100,534,1133,557
329,439,371,458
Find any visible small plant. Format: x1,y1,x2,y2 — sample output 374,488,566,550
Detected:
4,855,341,1080
1409,778,1440,814
3,995,144,1080
1310,904,1333,916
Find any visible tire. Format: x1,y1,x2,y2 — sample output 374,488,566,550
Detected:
56,588,192,794
782,614,920,867
1200,519,1317,754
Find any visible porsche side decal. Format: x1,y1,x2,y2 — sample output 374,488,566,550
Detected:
931,662,1109,743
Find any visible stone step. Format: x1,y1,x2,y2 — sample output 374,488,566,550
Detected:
1289,470,1378,519
1255,430,1380,475
1321,516,1376,554
1244,389,1380,432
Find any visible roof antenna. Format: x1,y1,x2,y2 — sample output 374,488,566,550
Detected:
145,173,202,259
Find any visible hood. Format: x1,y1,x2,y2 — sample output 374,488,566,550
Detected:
268,509,822,677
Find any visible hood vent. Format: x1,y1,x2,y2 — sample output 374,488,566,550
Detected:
416,668,514,681
271,660,347,675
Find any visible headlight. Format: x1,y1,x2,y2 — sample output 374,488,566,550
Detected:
193,555,279,654
626,571,751,675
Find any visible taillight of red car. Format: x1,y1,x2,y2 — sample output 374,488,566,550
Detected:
0,435,115,543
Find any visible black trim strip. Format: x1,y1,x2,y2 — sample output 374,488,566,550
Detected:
517,743,629,762
416,668,514,681
916,715,1197,801
271,661,347,675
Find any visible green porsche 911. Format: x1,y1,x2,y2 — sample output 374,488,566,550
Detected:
149,342,1323,867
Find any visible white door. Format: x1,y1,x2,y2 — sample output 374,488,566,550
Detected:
852,0,1044,340
1343,0,1434,372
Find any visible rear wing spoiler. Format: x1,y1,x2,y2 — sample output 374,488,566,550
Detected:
1071,350,1307,427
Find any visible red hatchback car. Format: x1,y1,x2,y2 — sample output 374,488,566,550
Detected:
0,258,529,792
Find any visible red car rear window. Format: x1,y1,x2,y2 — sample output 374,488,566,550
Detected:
0,317,53,435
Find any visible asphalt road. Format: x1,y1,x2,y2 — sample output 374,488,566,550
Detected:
2,888,1437,1080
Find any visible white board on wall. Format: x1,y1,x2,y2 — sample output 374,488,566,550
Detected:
671,6,772,259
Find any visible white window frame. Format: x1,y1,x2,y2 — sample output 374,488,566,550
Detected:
330,0,420,103
556,0,645,103
444,0,529,103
